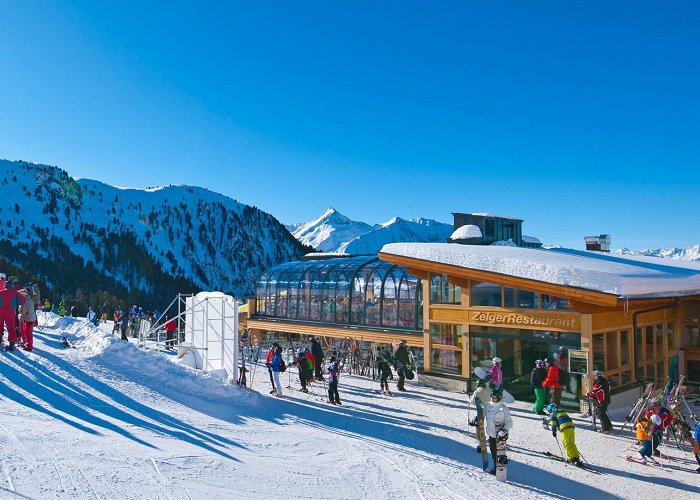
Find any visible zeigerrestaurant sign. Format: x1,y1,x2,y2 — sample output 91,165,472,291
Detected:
469,309,579,331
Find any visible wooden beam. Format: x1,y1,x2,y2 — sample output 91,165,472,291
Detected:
379,252,619,307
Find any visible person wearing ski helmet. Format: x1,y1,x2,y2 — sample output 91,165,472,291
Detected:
531,359,548,415
489,357,503,388
376,355,393,395
483,387,513,474
646,399,673,457
327,356,341,405
394,339,410,391
588,370,613,432
542,358,563,406
310,337,325,380
546,403,581,465
292,347,311,393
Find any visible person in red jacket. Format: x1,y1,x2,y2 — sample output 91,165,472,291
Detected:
0,280,26,350
542,358,563,406
164,316,177,350
265,342,280,395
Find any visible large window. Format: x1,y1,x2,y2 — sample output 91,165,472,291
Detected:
431,323,462,347
431,348,462,375
504,287,538,309
430,274,461,304
256,256,422,331
471,281,502,307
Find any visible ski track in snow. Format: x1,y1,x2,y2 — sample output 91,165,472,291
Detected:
0,315,699,499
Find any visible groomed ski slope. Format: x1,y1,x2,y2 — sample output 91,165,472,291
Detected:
0,314,698,499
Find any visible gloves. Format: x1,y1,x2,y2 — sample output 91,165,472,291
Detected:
552,430,557,437
468,417,478,427
497,430,508,440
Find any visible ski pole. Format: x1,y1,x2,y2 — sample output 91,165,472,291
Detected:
554,434,567,467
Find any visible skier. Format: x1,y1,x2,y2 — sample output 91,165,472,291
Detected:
542,358,563,406
469,379,492,454
483,387,513,475
327,356,341,405
647,400,673,457
394,339,410,392
376,356,393,395
531,359,548,415
0,280,26,350
100,303,108,323
118,312,129,341
546,403,581,465
636,414,656,464
311,337,325,380
164,316,177,350
269,344,284,397
588,370,613,432
489,357,503,388
292,348,311,393
87,307,98,325
304,347,316,385
265,342,280,395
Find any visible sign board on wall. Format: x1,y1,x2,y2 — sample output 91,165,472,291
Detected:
569,349,589,375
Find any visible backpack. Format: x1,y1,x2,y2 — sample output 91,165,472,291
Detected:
279,359,287,373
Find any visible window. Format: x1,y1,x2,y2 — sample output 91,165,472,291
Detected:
471,282,502,307
606,332,618,370
541,294,570,310
430,274,461,304
504,287,538,309
667,322,675,351
431,323,462,347
593,334,605,371
646,326,654,361
431,348,462,375
620,330,630,366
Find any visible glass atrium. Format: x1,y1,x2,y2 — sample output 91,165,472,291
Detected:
256,256,422,331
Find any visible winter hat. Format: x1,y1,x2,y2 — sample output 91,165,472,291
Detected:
297,348,305,355
546,403,558,414
593,370,604,377
492,357,502,364
651,414,662,426
476,378,487,388
490,388,503,401
535,359,544,366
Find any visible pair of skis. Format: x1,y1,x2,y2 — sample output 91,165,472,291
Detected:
541,452,603,474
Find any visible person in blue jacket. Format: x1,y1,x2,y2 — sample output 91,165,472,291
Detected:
270,345,284,397
694,422,700,473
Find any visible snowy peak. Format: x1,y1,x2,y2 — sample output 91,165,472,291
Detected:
615,245,700,261
336,217,453,255
291,208,372,253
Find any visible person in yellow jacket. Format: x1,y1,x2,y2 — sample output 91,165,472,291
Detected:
546,403,581,465
636,414,656,463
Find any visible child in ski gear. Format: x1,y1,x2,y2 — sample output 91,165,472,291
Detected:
483,387,513,474
270,345,284,397
531,359,548,414
304,347,315,385
394,340,410,391
542,359,563,406
646,400,673,456
327,356,341,404
588,370,613,432
546,403,581,465
636,415,654,463
293,348,311,393
489,357,503,388
376,356,392,394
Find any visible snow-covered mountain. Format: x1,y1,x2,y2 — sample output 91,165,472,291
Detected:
337,216,453,254
290,207,373,253
0,160,311,309
615,245,700,261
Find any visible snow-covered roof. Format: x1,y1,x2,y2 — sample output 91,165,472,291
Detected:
523,235,541,244
468,212,523,221
450,224,482,240
379,243,700,299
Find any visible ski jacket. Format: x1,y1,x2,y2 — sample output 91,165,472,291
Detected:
483,401,513,438
588,377,611,405
394,344,409,367
636,420,652,442
646,407,673,432
377,360,392,379
165,319,177,333
695,423,700,446
18,289,37,322
327,361,340,383
549,409,575,433
306,352,315,368
0,277,5,290
489,364,503,387
530,367,547,388
265,347,276,366
0,288,25,312
311,339,324,362
270,352,283,372
87,310,96,322
542,365,563,389
293,354,311,378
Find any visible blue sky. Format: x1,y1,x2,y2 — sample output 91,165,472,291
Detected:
1,1,698,249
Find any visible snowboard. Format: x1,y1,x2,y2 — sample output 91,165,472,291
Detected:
475,396,489,471
494,413,508,482
474,367,515,403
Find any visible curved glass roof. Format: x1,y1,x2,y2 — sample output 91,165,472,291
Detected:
256,256,422,331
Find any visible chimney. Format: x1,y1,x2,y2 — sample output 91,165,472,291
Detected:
584,234,611,252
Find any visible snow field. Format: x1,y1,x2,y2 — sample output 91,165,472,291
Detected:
0,314,698,499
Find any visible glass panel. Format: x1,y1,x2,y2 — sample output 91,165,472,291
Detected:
431,348,462,375
620,371,632,385
504,287,538,309
667,322,675,351
382,274,398,326
431,323,462,347
592,334,605,371
647,363,655,380
646,326,654,361
657,362,665,382
655,324,663,360
606,332,618,370
471,282,502,307
617,330,629,366
430,274,461,305
635,328,644,363
541,294,570,310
